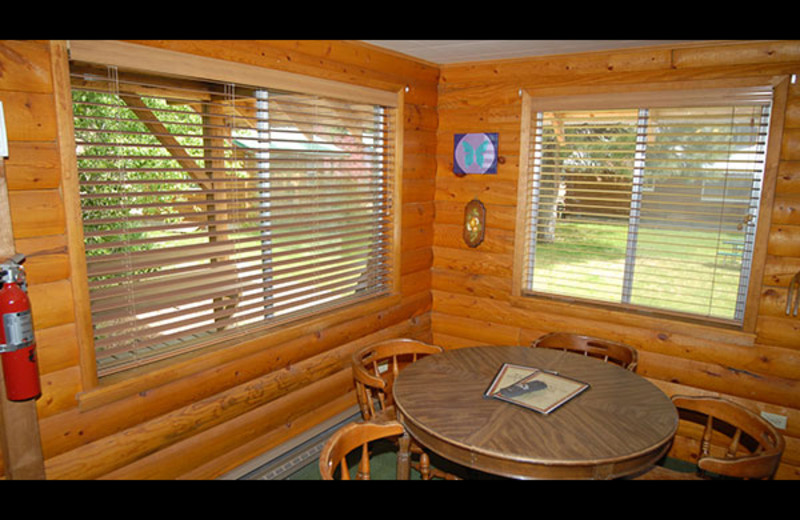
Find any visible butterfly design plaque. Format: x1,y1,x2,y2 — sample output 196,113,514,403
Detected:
453,133,498,176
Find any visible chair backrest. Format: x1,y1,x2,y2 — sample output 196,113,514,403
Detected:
319,420,405,480
352,338,443,421
672,395,785,479
531,332,638,371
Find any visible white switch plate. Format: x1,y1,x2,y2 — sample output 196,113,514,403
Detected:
760,411,787,430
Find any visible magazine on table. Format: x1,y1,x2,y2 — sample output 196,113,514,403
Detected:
484,363,589,415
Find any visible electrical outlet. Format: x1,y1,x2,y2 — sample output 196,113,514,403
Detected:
760,411,787,430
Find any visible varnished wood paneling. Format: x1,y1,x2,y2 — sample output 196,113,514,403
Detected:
432,39,800,479
0,39,438,479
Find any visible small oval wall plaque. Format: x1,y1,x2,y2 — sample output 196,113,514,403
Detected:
463,199,486,248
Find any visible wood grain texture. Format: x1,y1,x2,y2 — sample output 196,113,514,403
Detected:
0,39,438,479
394,346,677,479
432,40,800,479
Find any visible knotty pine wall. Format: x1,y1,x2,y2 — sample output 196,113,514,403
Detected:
0,40,437,479
432,40,800,479
2,39,799,480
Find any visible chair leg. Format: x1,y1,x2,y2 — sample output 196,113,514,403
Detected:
419,452,432,480
396,431,412,480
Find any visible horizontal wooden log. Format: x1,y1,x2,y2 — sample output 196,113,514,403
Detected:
433,290,800,380
401,245,433,276
35,322,80,374
46,315,427,479
401,178,436,205
783,128,800,161
0,40,53,93
777,161,800,195
785,95,800,129
4,142,61,191
436,199,517,231
100,369,356,479
763,254,800,286
431,310,519,346
434,222,515,255
125,40,439,105
768,224,800,256
179,389,357,479
26,278,73,331
637,349,799,409
0,91,57,142
772,194,800,225
37,291,430,459
672,40,800,69
402,223,434,252
35,366,81,419
103,315,430,479
432,246,514,278
400,268,431,297
434,175,519,206
7,190,65,239
431,267,512,302
432,331,488,350
401,201,434,229
756,315,800,349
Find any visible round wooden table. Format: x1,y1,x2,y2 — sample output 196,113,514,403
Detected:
392,345,678,480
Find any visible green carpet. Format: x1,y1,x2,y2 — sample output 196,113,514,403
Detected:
287,439,509,480
286,439,695,480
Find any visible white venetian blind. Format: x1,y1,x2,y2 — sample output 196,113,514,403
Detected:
522,86,774,324
70,62,396,375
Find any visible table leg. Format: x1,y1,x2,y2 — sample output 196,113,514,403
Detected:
396,431,411,480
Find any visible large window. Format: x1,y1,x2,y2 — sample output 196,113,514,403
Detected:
516,84,781,326
69,45,398,376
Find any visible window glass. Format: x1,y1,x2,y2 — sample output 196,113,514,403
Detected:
522,98,771,324
71,63,395,375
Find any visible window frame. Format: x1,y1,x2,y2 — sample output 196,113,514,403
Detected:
55,41,405,406
512,77,790,338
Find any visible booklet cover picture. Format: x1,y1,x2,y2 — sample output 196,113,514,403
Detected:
484,363,590,415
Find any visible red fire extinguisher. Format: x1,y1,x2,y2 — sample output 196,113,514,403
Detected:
0,254,41,401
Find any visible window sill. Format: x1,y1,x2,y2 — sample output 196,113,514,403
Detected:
75,292,401,411
509,292,757,348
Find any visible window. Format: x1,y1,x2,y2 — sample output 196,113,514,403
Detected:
68,44,398,376
516,84,781,326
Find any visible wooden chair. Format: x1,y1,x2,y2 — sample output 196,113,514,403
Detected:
319,420,405,480
352,338,460,480
635,395,785,480
531,332,638,371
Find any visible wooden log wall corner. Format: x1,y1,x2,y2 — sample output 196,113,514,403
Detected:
3,38,799,480
0,106,46,479
432,40,800,480
0,39,437,479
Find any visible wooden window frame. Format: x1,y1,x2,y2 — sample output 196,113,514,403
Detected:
52,41,405,407
512,77,790,343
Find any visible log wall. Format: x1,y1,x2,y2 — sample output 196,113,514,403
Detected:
0,39,437,479
2,38,799,480
432,40,800,479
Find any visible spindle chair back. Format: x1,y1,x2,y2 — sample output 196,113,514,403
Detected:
635,395,785,480
351,338,460,480
531,332,638,371
319,421,405,480
352,338,443,421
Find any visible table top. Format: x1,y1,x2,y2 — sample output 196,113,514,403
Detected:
392,345,678,479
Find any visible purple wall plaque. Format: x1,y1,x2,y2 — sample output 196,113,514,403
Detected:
453,133,498,175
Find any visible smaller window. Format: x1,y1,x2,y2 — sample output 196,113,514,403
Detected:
516,85,778,325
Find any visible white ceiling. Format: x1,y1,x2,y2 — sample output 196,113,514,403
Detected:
362,40,699,65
